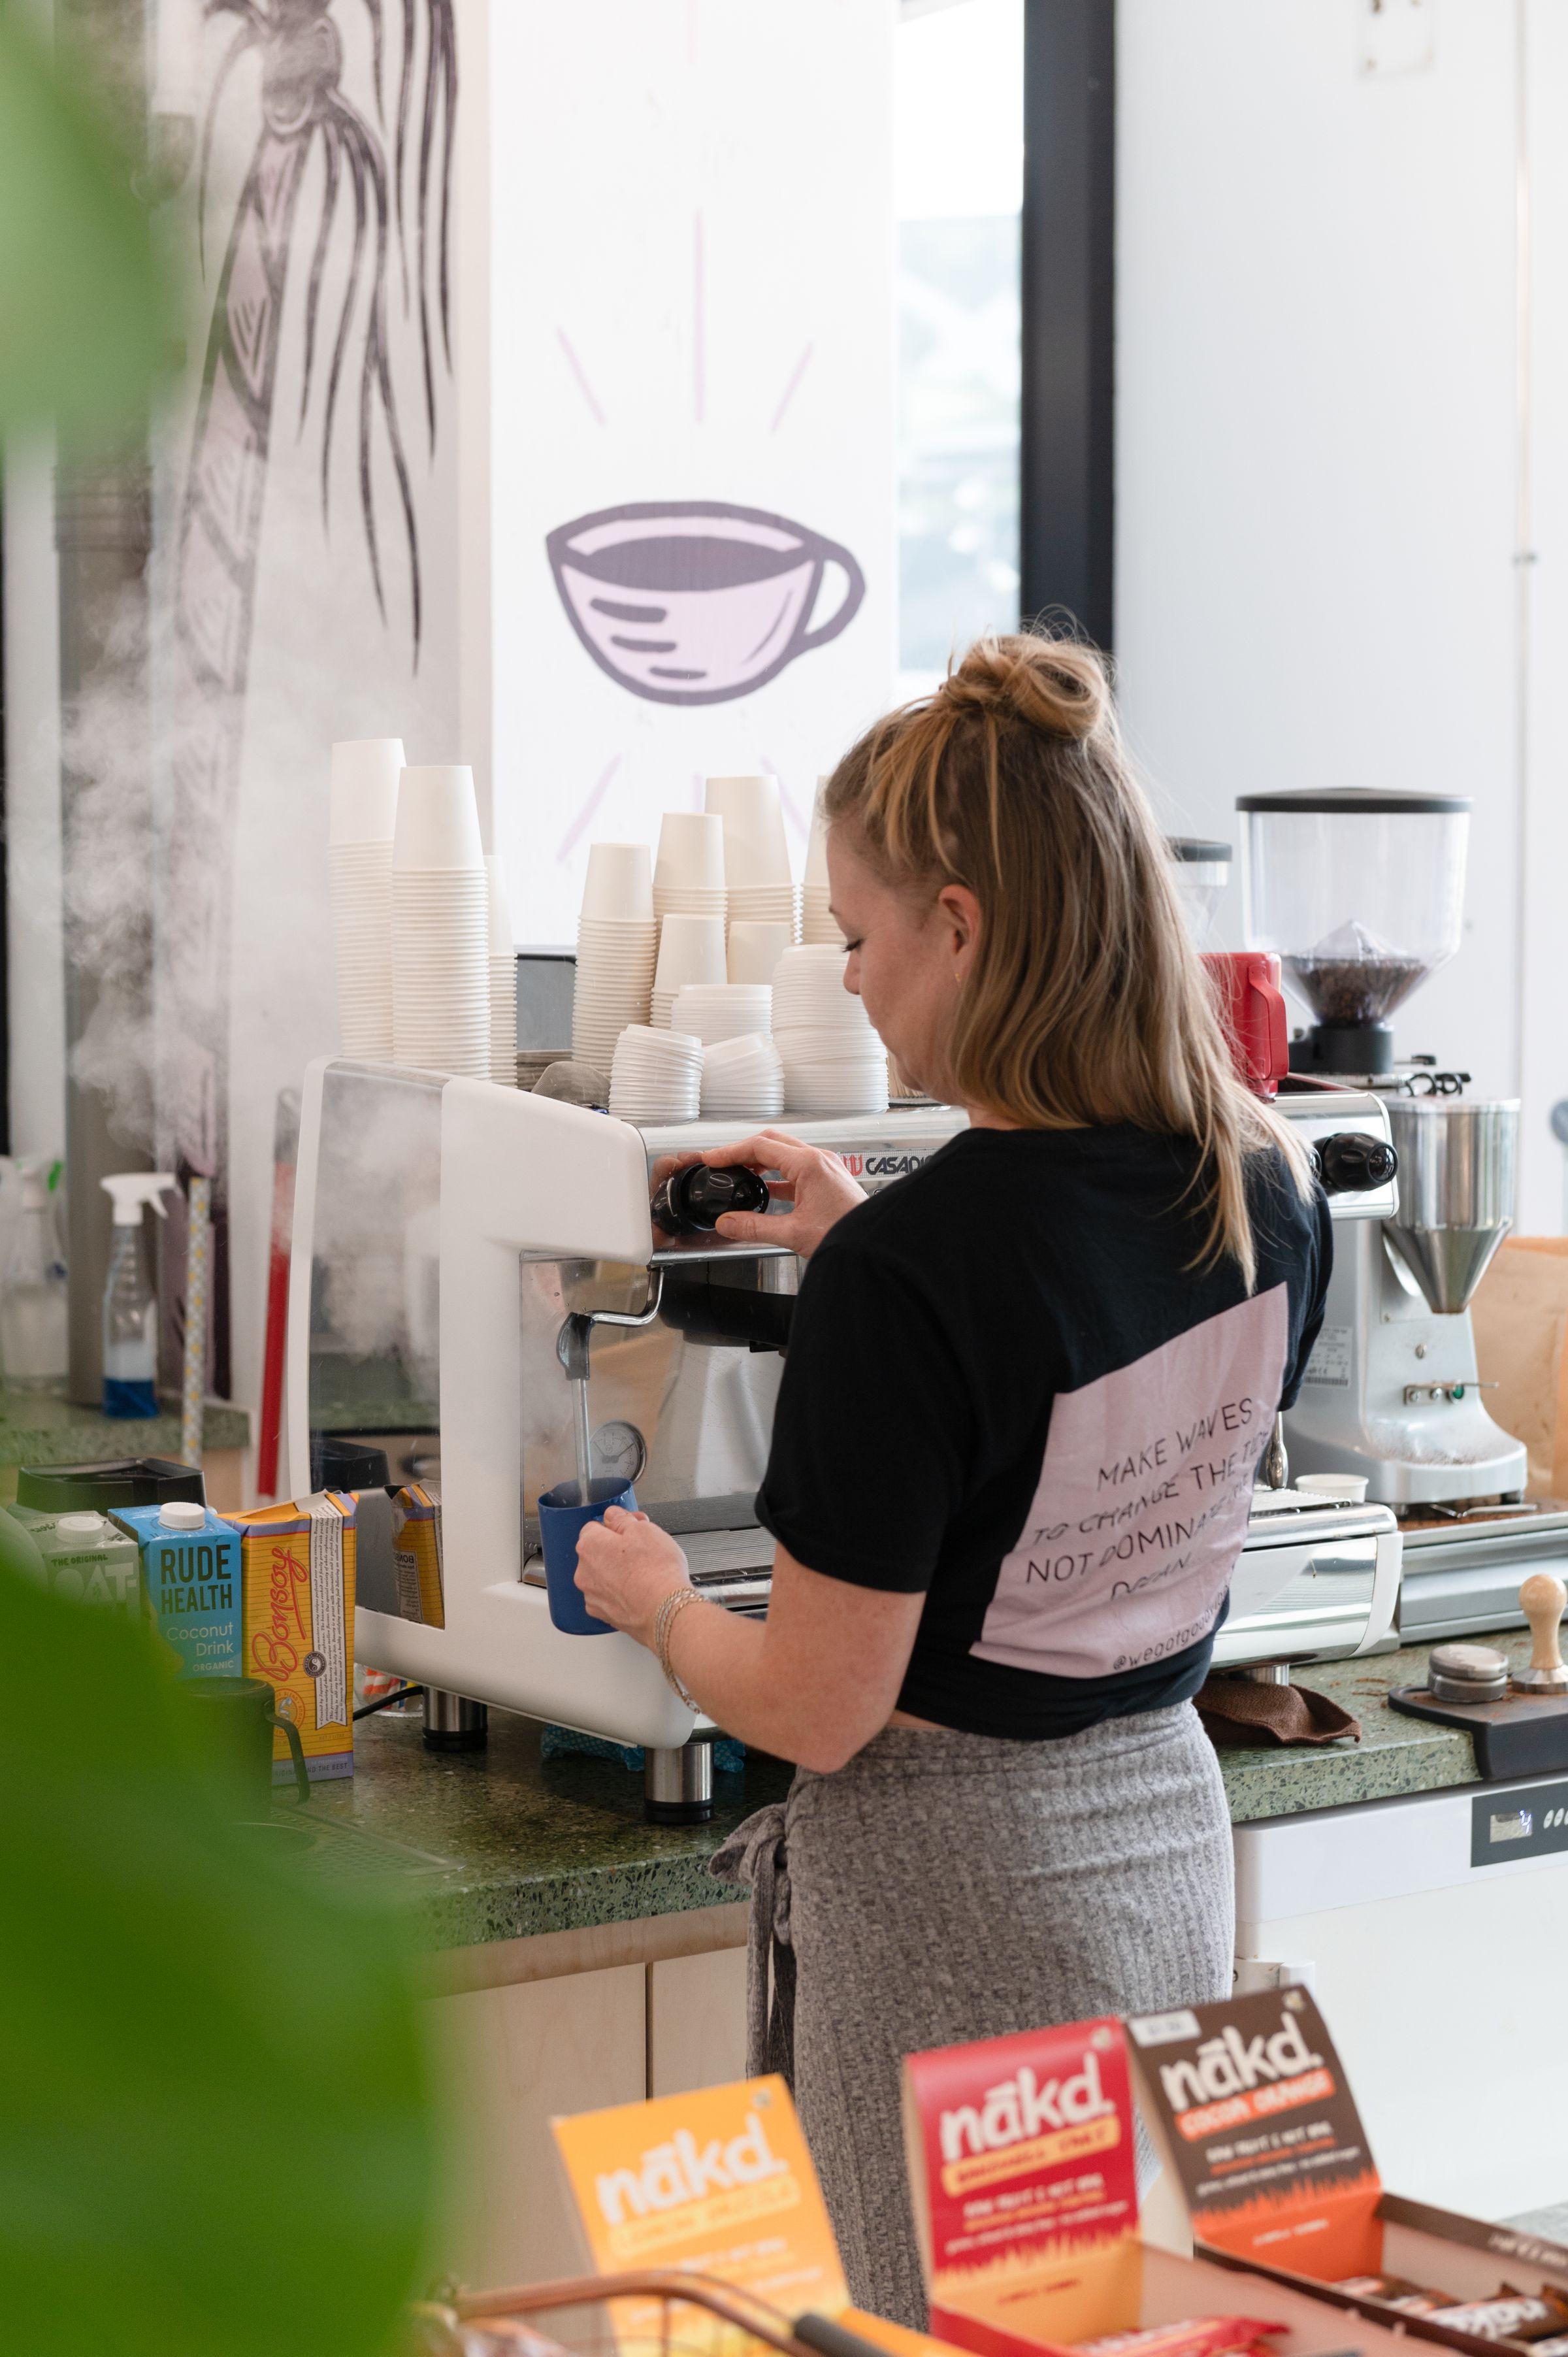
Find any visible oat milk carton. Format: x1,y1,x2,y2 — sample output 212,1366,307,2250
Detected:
391,1479,444,1626
231,1492,357,1783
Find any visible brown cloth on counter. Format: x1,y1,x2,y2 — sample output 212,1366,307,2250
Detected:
1196,1675,1360,1747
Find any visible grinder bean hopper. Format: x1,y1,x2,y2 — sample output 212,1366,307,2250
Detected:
1238,787,1469,1078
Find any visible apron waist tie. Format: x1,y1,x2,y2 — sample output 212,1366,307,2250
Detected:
710,1801,795,2086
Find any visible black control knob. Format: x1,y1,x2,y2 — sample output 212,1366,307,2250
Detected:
1313,1131,1398,1196
651,1162,771,1234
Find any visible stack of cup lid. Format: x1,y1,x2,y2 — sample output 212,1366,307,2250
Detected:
572,842,657,1072
329,738,403,1059
727,919,792,985
391,763,490,1077
608,1024,703,1122
653,810,727,929
672,981,774,1044
800,777,843,946
773,944,889,1115
651,912,727,1027
704,774,798,941
486,855,517,1086
701,1032,785,1119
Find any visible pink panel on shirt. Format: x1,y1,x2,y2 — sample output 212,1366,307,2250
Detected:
972,1283,1290,1679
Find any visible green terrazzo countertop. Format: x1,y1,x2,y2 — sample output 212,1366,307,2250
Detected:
301,1630,1533,1954
0,1383,250,1474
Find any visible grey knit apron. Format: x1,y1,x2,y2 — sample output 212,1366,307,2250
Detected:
711,1703,1232,2331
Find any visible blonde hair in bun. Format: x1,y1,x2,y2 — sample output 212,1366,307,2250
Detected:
822,630,1311,1287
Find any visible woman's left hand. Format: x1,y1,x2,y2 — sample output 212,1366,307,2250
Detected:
574,1506,691,1647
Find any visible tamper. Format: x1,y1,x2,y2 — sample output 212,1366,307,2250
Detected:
1429,1642,1509,1704
1511,1572,1568,1696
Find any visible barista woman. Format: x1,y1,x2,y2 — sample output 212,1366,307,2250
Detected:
574,633,1330,2326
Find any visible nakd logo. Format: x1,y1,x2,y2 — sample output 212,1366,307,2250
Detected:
939,2047,1115,2165
1159,2009,1333,2141
595,2109,786,2226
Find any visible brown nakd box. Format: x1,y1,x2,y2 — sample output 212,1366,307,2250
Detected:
1128,1988,1568,2357
900,2009,1433,2357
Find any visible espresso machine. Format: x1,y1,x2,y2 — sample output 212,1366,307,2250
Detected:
1239,787,1568,1636
288,1051,1407,1815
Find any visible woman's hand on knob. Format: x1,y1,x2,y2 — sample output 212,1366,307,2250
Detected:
700,1129,866,1260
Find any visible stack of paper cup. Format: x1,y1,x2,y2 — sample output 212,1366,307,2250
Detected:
727,919,792,985
801,779,844,946
391,763,489,1076
704,775,798,941
773,945,889,1115
672,982,774,1045
653,811,727,927
608,1025,703,1122
651,913,727,1027
487,855,516,1086
573,843,657,1070
329,738,404,1057
702,1033,785,1119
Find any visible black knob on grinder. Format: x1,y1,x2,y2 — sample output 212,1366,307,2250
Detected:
1314,1131,1398,1196
651,1162,771,1235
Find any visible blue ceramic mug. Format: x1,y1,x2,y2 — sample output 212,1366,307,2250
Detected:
538,1478,639,1634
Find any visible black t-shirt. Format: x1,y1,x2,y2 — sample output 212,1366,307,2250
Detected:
755,1124,1331,1740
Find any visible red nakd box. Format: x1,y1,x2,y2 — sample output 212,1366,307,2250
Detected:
1128,1990,1568,2357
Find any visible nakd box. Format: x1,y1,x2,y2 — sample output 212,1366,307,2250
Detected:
904,2009,1458,2357
1129,1991,1568,2357
231,1491,356,1783
552,2075,958,2357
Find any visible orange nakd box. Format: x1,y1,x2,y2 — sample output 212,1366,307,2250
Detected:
232,1491,356,1784
553,2073,961,2357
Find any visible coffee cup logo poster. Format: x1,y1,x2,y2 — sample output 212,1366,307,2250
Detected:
479,1,897,941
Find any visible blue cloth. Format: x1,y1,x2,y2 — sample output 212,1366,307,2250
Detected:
541,1723,745,1775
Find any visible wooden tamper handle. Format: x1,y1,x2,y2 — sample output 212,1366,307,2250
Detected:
1512,1572,1568,1694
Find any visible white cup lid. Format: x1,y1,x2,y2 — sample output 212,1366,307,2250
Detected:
57,1512,105,1536
159,1500,207,1530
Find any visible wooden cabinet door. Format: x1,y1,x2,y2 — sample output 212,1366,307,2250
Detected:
646,1945,748,2097
423,1962,646,2295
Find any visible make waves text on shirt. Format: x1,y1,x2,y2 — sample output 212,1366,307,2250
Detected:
971,1286,1289,1679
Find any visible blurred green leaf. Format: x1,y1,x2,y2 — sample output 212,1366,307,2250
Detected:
0,1565,434,2356
0,1,180,431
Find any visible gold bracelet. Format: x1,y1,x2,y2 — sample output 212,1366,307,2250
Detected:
655,1587,701,1707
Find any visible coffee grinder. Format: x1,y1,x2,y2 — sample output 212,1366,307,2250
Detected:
1238,789,1566,1636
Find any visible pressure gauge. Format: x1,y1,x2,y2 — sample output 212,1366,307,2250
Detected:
591,1421,647,1483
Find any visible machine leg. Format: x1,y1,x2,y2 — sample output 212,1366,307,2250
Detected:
423,1689,489,1751
645,1734,714,1822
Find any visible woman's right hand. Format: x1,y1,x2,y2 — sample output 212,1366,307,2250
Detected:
681,1129,867,1259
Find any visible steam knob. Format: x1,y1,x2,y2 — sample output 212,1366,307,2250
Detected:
1512,1572,1568,1696
1315,1132,1398,1196
651,1163,770,1236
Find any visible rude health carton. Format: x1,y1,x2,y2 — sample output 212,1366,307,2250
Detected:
391,1480,444,1626
231,1491,356,1783
111,1500,243,1672
9,1504,141,1619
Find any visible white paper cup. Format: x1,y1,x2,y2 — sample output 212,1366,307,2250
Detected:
804,778,832,887
331,738,406,846
655,810,726,893
581,841,654,923
727,920,792,985
704,774,792,889
393,764,483,870
654,914,728,995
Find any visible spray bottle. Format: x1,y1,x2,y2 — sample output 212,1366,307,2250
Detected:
101,1174,175,1420
0,1157,68,1391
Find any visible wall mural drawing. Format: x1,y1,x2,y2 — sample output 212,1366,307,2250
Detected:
546,501,866,707
167,0,455,1389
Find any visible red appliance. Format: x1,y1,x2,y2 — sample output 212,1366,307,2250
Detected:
1203,949,1290,1097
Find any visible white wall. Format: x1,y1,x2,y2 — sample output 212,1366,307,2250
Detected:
1115,1,1556,1212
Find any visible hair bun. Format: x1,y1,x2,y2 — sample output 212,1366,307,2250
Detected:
942,633,1110,745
